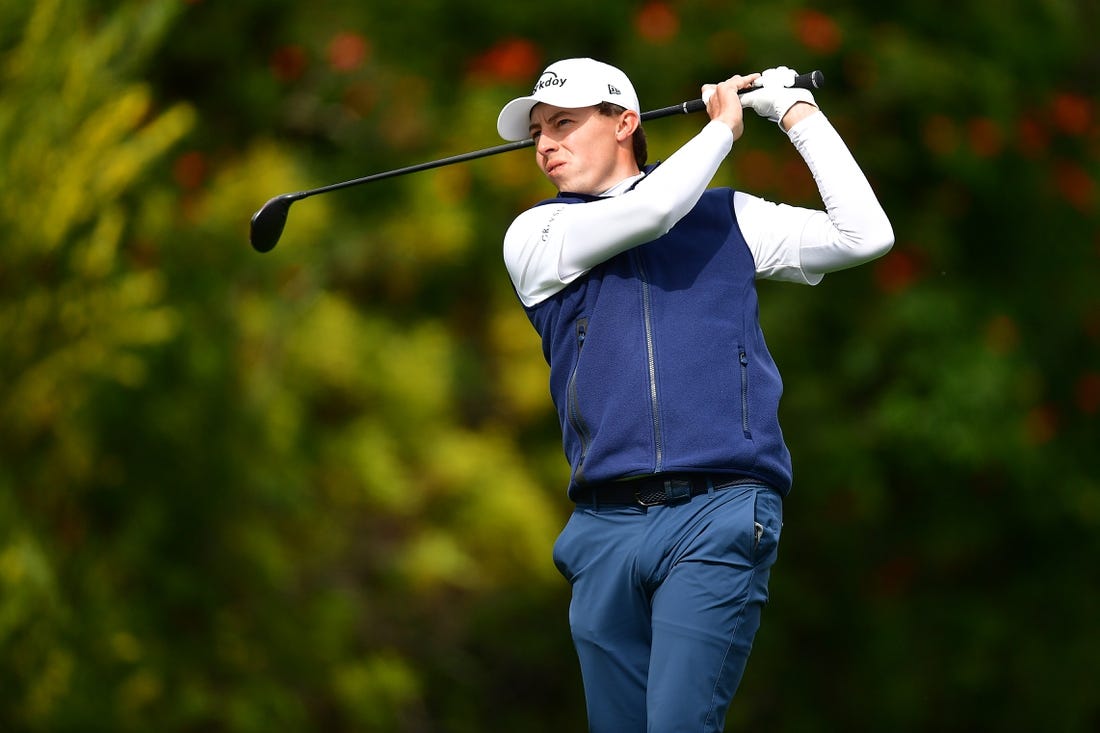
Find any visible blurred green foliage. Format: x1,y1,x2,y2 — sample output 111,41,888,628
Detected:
1,0,1097,731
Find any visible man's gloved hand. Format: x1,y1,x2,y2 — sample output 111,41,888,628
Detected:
757,66,799,88
739,66,817,127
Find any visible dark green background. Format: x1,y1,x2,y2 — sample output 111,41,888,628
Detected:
2,1,1097,730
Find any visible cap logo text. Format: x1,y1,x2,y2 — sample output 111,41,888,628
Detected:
534,71,567,93
608,84,621,95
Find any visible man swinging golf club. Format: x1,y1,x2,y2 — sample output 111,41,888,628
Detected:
497,57,894,732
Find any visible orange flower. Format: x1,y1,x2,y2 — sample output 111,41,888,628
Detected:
636,2,680,44
1076,372,1100,415
794,10,841,55
1024,404,1058,445
1016,116,1048,158
468,38,541,83
327,31,370,73
172,151,206,190
873,249,920,294
270,44,307,83
1054,161,1096,212
1051,93,1092,136
967,117,1003,158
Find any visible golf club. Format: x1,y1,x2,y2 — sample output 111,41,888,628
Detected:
250,70,824,252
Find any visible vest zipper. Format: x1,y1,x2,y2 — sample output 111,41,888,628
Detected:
567,318,592,468
632,252,664,472
739,348,752,438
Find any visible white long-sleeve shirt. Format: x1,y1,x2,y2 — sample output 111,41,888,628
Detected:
504,111,894,308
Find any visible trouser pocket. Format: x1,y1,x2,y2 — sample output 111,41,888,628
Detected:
751,487,783,566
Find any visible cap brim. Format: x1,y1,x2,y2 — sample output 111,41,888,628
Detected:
496,96,540,141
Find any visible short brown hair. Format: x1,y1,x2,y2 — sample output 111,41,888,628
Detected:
597,101,648,169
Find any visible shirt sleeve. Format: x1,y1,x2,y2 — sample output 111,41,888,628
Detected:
738,111,894,285
504,121,734,307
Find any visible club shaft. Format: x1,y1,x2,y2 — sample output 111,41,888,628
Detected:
251,69,825,251
293,139,534,201
288,70,823,203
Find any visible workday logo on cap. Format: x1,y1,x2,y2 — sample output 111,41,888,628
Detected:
496,57,641,141
534,71,567,93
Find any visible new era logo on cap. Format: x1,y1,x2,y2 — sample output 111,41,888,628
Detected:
608,84,621,95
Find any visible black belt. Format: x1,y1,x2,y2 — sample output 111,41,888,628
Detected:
573,474,764,508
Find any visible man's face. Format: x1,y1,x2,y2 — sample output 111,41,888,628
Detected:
528,103,630,195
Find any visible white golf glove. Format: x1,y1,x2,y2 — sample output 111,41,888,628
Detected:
739,66,817,126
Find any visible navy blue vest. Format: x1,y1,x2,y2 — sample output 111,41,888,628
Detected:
522,187,794,499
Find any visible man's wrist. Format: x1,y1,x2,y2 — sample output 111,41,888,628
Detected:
780,102,819,132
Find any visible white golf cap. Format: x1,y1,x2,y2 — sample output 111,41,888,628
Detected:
496,58,640,141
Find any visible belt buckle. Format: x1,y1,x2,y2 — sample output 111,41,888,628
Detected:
635,478,692,507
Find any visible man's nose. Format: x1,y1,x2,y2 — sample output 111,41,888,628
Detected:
536,134,557,155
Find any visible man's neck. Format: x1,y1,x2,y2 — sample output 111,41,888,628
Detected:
598,172,646,197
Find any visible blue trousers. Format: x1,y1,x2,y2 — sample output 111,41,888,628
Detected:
552,483,783,733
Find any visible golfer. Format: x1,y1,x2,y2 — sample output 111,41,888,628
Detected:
497,57,893,732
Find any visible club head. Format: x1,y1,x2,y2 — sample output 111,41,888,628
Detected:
250,194,297,252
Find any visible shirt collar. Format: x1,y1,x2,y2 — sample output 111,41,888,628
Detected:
598,172,646,197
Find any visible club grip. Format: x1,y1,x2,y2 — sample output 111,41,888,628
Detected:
691,69,824,109
793,69,825,90
742,69,825,95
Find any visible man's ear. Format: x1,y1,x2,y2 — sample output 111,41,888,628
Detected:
616,110,640,141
